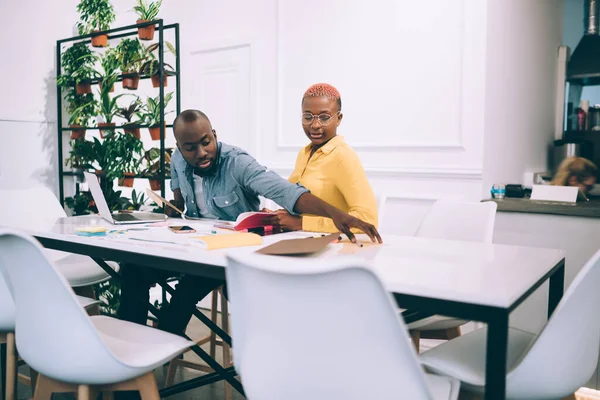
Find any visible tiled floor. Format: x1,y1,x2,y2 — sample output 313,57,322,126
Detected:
13,309,244,400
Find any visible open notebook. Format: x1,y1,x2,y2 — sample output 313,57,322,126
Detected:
213,212,273,231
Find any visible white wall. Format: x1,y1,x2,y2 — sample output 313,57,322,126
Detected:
482,0,564,196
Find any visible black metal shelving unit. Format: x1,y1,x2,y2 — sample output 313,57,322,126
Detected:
56,19,181,205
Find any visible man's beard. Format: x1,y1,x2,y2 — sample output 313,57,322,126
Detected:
193,161,217,177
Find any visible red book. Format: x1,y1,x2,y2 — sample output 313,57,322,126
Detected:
214,212,273,231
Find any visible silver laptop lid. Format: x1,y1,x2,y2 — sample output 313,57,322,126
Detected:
83,172,115,223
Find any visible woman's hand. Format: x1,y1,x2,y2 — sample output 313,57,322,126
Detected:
265,210,303,232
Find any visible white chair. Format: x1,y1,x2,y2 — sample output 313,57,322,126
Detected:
408,200,497,348
0,187,119,288
225,253,460,400
420,249,600,399
0,229,193,400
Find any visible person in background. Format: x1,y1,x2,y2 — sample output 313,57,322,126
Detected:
119,109,382,338
265,83,378,232
551,156,598,195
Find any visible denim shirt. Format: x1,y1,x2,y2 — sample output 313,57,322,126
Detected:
170,142,309,221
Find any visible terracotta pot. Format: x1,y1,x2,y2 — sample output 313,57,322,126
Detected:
119,172,135,187
123,126,141,139
98,122,116,138
95,169,104,176
137,19,156,41
75,82,92,95
91,33,108,48
149,179,161,191
151,74,167,88
122,73,140,90
98,81,114,93
148,124,166,140
70,124,86,140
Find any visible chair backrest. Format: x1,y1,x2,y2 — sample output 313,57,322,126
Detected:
0,229,137,384
506,249,600,398
415,200,497,243
225,253,435,400
0,186,67,228
0,272,15,332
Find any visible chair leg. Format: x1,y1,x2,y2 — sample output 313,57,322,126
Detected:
1,341,6,400
410,330,420,352
164,359,178,387
5,334,16,400
77,385,90,400
33,375,54,400
135,372,160,400
30,368,38,393
221,290,232,400
445,327,461,340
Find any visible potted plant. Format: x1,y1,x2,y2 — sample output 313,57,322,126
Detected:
67,96,98,140
97,81,125,138
57,43,99,95
65,191,97,216
139,147,172,190
65,139,95,171
76,0,116,47
111,131,144,187
116,39,143,90
139,42,176,87
98,48,120,92
90,137,119,179
128,189,147,210
139,92,173,140
133,0,162,40
116,99,143,138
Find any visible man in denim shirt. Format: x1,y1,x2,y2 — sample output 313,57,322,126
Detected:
119,110,381,337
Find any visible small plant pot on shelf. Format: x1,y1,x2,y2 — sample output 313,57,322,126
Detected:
149,178,162,191
137,19,156,41
75,82,92,95
122,73,140,90
151,74,167,88
123,126,141,139
98,122,116,138
70,125,86,140
148,124,166,140
91,33,108,48
98,81,114,93
118,172,135,187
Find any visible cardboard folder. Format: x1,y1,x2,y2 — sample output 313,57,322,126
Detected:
256,233,340,256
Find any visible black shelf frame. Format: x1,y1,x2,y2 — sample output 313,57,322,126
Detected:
56,19,181,205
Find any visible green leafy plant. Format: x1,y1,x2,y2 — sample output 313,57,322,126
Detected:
58,43,98,87
98,85,125,124
110,131,144,178
66,139,96,170
90,136,119,178
115,38,143,73
93,279,121,316
116,99,143,125
68,97,99,126
138,42,175,77
129,189,147,210
138,147,173,177
99,48,120,91
133,0,162,20
65,191,97,216
76,0,116,34
139,92,173,126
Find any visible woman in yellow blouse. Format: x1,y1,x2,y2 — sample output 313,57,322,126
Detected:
268,83,378,232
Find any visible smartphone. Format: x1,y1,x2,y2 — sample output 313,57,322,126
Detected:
168,225,196,234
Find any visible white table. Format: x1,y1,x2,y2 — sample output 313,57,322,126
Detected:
10,215,566,400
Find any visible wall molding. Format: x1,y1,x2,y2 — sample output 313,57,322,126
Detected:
274,0,467,152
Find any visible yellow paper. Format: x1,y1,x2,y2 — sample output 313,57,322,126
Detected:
191,232,263,250
75,226,107,233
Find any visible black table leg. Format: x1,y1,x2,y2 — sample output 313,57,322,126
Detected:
1,342,6,400
484,310,509,400
548,260,565,319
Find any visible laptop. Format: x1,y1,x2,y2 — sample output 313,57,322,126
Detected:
84,172,168,225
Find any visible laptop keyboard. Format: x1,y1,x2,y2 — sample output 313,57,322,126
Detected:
113,213,138,222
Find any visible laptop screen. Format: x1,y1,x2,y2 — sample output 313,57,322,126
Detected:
83,172,114,222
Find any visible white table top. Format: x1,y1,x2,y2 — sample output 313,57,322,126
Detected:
1,215,565,309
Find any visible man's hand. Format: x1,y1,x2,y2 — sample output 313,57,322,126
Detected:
164,200,183,218
329,209,382,244
265,210,303,232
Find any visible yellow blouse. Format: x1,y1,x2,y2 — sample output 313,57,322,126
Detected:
288,135,378,232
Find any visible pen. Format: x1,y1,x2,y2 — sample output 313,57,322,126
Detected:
129,238,176,245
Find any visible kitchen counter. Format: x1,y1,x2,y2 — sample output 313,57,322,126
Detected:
485,197,600,218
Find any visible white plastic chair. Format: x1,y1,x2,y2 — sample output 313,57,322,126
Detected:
408,200,498,346
0,187,119,287
420,249,600,399
0,229,193,399
225,253,460,400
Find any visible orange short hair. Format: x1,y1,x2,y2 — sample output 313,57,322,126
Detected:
303,83,342,109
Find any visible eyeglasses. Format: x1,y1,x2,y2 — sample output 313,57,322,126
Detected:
301,110,341,126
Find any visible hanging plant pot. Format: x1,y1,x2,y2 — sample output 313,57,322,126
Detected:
137,19,156,41
151,74,167,88
98,122,116,138
91,32,109,48
70,124,86,140
98,81,114,93
123,125,141,139
149,178,162,191
148,124,166,140
75,82,92,95
122,73,140,90
118,172,135,187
